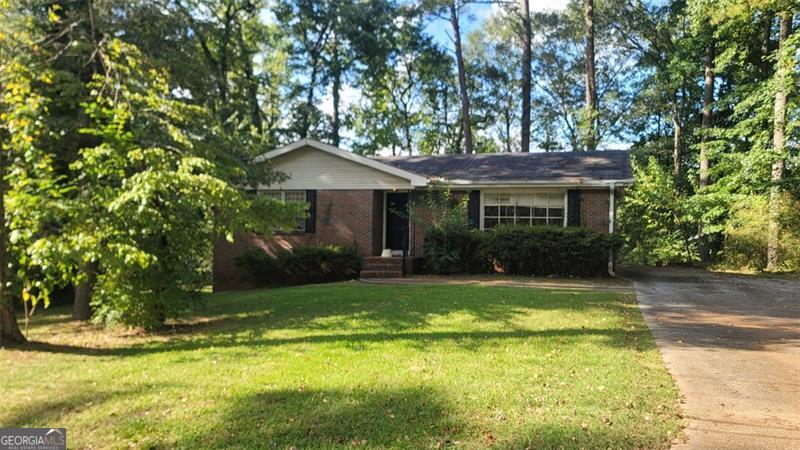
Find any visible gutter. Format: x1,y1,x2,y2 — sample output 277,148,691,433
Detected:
608,182,616,277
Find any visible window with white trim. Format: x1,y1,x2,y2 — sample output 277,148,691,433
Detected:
262,190,308,232
483,193,564,229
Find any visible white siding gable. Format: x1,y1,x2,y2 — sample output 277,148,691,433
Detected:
263,145,414,190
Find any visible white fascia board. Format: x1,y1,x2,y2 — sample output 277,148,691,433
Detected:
253,138,429,187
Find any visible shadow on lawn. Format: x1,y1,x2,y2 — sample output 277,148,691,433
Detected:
2,386,141,428
175,385,674,450
13,284,650,356
177,386,464,449
16,326,652,357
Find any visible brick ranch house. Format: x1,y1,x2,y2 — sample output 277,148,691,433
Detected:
213,139,633,290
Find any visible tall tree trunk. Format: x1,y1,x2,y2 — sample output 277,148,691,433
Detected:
672,95,682,177
302,63,319,138
0,154,25,345
583,0,598,151
520,0,532,152
699,41,715,189
331,31,341,147
505,109,512,153
698,39,716,264
761,14,773,78
449,1,473,154
73,261,98,321
767,12,792,271
237,26,262,134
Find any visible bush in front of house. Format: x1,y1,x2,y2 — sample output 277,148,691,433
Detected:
234,244,361,287
423,224,618,277
423,222,489,274
483,225,619,277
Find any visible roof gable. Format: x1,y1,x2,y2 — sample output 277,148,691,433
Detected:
255,139,428,187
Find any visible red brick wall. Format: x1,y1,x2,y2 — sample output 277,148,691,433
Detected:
213,189,383,291
314,190,379,256
580,189,610,233
213,232,312,291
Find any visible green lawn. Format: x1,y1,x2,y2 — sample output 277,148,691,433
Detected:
0,283,681,449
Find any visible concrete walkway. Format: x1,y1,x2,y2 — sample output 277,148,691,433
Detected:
626,267,800,449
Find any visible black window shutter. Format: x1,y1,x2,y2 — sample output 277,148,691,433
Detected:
305,190,317,233
468,190,480,228
567,189,581,227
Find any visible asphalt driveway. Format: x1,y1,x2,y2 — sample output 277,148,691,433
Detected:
626,267,800,449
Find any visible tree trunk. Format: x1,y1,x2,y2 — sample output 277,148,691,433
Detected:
583,0,598,151
450,1,473,154
74,262,98,321
302,63,318,138
237,25,262,134
672,95,682,177
505,109,512,153
767,12,792,271
520,0,532,152
761,14,773,78
699,41,715,189
331,31,341,147
0,155,25,345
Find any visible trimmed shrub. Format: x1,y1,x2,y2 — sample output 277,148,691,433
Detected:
423,223,489,274
423,224,618,277
235,244,361,287
483,225,619,277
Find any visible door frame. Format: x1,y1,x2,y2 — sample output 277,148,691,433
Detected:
382,190,411,252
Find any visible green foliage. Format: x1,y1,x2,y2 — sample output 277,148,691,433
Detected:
73,39,294,329
235,244,361,286
408,188,485,274
0,5,72,312
423,224,616,277
618,158,697,266
718,195,800,272
482,225,619,277
423,226,486,275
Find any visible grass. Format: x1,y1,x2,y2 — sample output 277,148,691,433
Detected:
0,282,681,449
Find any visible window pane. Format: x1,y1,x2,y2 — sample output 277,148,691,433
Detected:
262,191,282,200
515,217,531,225
533,207,547,217
284,190,307,203
499,217,514,225
484,206,498,216
533,218,547,226
548,218,562,226
499,205,514,217
515,206,531,217
549,207,564,218
516,194,532,207
484,218,498,229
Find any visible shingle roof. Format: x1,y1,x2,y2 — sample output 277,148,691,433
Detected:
377,151,633,184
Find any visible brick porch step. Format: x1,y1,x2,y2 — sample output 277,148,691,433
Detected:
360,270,404,278
361,256,404,278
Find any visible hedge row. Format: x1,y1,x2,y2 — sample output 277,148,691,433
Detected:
423,225,619,277
234,244,360,287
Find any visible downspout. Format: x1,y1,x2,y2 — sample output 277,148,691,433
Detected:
608,183,616,276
